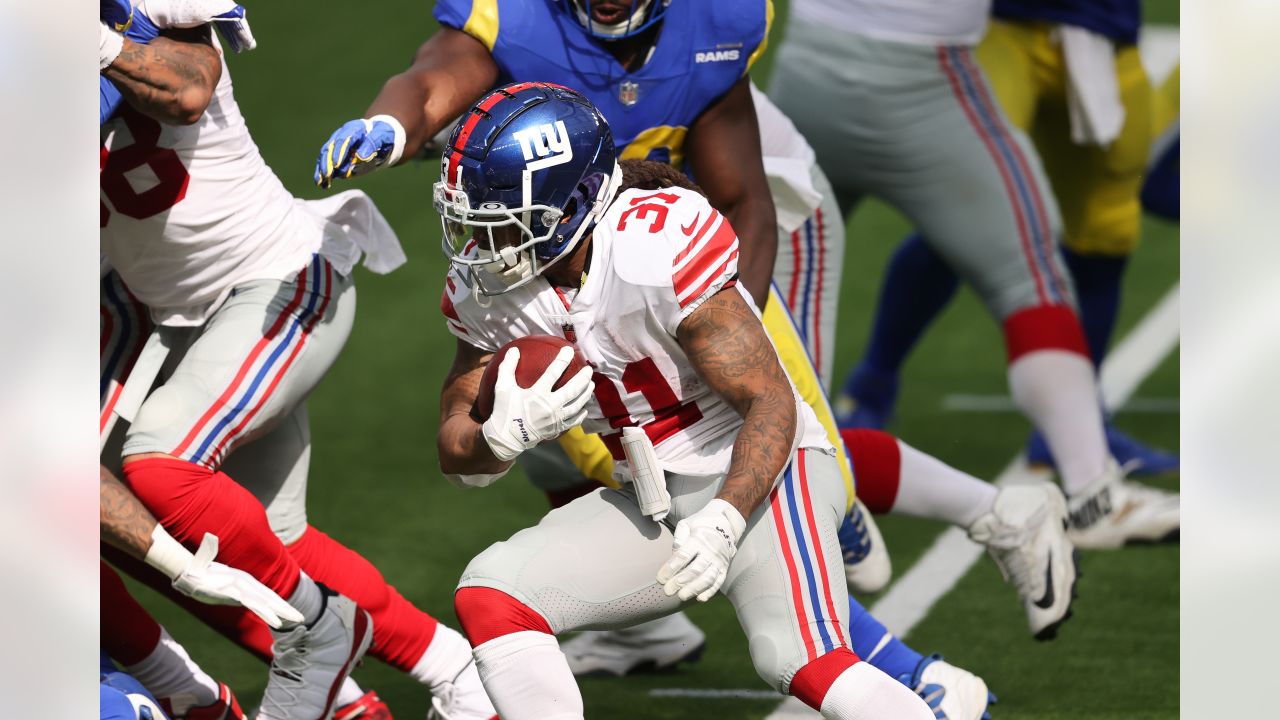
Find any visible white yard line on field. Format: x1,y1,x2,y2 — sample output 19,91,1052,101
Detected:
942,394,1179,414
762,285,1180,719
649,689,786,700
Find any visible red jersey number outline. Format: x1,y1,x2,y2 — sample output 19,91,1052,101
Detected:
101,106,191,226
616,190,681,233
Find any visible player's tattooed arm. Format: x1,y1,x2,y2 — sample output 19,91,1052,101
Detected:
100,465,160,559
678,286,797,520
686,77,778,309
438,338,515,477
365,28,500,161
103,27,221,126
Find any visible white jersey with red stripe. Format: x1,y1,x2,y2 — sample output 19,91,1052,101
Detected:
100,53,320,327
443,187,832,477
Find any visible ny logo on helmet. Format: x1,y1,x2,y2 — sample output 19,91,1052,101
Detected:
512,121,575,171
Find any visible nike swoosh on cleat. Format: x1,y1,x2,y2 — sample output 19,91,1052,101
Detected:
1034,550,1056,609
681,215,701,236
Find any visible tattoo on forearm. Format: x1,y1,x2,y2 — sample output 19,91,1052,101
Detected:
100,465,157,559
679,289,797,518
105,36,219,122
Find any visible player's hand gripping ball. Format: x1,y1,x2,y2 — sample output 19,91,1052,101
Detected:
476,336,593,462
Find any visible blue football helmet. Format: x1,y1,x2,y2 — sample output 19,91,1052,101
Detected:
435,82,622,296
563,0,671,39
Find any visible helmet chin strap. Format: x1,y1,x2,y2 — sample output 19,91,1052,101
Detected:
499,246,521,266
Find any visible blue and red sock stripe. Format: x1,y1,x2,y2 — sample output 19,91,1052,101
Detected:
938,46,1064,306
100,274,150,433
770,452,847,663
954,49,1069,301
170,257,333,468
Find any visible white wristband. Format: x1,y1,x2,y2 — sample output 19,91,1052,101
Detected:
100,23,125,71
143,525,194,580
368,114,407,166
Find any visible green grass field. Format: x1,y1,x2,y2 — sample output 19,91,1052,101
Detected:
119,2,1179,717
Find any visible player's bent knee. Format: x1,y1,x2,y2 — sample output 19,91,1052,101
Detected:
787,648,861,710
454,586,553,647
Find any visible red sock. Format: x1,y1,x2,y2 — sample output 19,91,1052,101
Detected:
287,525,438,671
103,545,274,662
789,648,862,710
1002,304,1090,363
122,457,301,598
454,587,552,647
101,561,163,665
545,479,605,509
839,429,902,515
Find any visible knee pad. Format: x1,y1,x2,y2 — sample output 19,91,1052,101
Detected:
454,587,552,647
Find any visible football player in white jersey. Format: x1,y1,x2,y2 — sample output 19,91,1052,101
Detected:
99,5,497,718
769,0,1179,548
437,81,938,720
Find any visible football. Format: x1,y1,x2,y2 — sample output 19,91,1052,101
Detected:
473,335,590,421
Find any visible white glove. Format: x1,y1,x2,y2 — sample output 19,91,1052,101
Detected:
657,499,746,602
481,346,594,462
142,0,257,52
145,529,304,629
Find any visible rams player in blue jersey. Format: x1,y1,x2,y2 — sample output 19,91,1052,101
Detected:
838,0,1181,475
311,1,1026,715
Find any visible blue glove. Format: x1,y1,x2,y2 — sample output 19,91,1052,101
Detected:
314,115,406,188
100,0,135,32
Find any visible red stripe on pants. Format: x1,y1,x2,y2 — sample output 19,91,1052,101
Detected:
795,452,847,648
769,483,818,662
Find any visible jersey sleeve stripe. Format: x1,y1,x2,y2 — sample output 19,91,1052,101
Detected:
677,246,739,309
673,218,738,293
461,0,500,51
671,210,723,270
745,0,775,73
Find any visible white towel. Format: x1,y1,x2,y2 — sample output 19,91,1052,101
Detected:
1059,25,1126,147
301,189,407,276
764,156,824,234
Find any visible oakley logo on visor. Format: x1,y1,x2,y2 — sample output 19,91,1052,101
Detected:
513,121,575,171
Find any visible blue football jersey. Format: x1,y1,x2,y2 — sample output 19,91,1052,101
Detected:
992,0,1141,45
434,0,772,168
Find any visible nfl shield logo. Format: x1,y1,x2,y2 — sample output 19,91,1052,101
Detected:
618,81,639,107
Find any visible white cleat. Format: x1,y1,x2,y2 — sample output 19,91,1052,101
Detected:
905,655,995,720
257,586,373,720
560,613,706,677
1067,461,1180,549
426,655,498,720
968,483,1077,640
839,499,893,594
